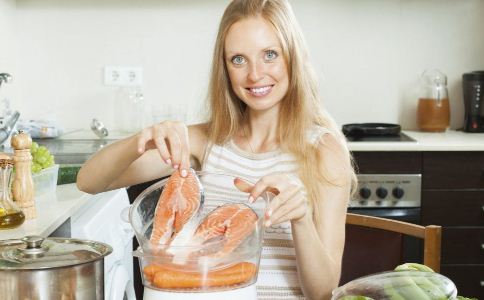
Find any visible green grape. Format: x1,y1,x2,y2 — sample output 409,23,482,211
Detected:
31,142,39,153
31,163,42,174
36,155,48,165
36,146,48,156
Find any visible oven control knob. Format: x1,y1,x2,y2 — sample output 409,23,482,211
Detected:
359,187,371,199
392,187,405,199
376,187,388,199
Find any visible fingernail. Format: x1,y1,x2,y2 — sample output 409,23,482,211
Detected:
265,220,271,227
248,196,254,203
138,148,143,153
173,164,179,169
165,159,171,165
181,169,187,177
266,209,272,217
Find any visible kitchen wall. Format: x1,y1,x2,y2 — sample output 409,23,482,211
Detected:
7,0,484,132
0,0,16,93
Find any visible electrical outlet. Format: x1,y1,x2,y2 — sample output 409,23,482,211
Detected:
104,66,143,86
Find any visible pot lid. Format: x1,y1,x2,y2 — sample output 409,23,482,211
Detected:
0,235,112,270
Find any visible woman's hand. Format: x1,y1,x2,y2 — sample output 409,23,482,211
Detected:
236,174,310,227
136,120,190,177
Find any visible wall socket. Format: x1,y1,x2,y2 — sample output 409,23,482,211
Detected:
104,66,143,87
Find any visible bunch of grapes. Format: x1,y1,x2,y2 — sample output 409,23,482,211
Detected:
30,142,55,173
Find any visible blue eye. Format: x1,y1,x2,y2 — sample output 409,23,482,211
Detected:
264,50,278,61
231,55,246,65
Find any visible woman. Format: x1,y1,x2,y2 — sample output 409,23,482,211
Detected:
77,0,356,299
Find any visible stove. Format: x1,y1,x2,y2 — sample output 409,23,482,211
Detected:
345,132,416,142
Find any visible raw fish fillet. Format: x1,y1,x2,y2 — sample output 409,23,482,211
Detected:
150,169,202,245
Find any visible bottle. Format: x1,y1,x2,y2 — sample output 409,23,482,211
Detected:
417,69,450,132
11,131,36,219
0,153,25,229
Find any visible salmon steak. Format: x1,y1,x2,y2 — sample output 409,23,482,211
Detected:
150,169,202,246
193,203,258,257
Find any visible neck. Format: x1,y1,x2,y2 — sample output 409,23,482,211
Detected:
242,108,280,153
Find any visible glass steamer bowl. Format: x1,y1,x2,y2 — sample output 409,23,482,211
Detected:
331,270,457,300
126,171,271,300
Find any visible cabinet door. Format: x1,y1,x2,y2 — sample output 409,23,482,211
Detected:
440,228,484,264
423,152,484,189
422,190,484,226
440,265,484,299
352,152,422,174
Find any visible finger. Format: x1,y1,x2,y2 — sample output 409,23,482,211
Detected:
173,124,190,176
234,177,254,193
266,184,301,217
270,193,307,226
165,130,182,168
272,205,308,225
153,136,171,165
136,129,152,154
249,175,288,202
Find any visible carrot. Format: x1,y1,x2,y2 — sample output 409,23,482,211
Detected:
148,262,257,289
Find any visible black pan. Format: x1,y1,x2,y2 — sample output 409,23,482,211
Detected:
342,123,401,137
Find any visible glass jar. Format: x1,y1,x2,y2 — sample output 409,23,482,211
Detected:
417,69,450,132
0,155,25,229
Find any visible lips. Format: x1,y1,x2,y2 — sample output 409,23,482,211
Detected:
246,85,273,97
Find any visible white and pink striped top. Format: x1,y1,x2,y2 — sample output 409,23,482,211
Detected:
201,138,313,299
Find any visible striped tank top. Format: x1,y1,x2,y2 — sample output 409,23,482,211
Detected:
201,139,308,300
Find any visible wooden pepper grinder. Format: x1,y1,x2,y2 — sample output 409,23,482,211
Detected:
11,131,36,219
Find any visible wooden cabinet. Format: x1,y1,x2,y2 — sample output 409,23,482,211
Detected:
353,151,484,298
421,152,484,299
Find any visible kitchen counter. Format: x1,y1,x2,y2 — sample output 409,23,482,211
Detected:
1,184,89,240
348,130,484,151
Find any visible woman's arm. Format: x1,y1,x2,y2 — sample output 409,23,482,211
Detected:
77,122,208,194
291,133,352,300
248,133,352,299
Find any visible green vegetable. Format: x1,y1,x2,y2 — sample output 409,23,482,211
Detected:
394,263,434,273
337,296,374,300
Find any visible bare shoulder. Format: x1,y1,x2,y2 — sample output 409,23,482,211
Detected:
188,123,210,164
315,131,353,185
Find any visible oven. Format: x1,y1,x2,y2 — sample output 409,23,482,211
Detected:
343,124,422,262
349,174,422,262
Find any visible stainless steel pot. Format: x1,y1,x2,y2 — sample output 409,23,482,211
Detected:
0,235,112,300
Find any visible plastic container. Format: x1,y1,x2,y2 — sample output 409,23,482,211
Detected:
32,164,59,196
126,171,272,293
331,270,458,300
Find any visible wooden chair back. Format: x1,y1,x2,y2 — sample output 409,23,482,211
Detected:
340,213,441,285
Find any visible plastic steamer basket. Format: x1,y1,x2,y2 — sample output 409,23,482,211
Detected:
126,171,271,300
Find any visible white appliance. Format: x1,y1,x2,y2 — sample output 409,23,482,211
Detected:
143,286,256,300
71,188,136,300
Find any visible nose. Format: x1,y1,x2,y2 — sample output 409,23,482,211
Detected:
247,61,264,82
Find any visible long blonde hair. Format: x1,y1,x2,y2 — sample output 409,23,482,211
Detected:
206,0,357,225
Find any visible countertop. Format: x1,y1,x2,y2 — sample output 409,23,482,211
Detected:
1,184,89,240
19,129,484,163
348,130,484,151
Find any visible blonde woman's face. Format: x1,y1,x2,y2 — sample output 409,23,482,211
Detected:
224,16,289,113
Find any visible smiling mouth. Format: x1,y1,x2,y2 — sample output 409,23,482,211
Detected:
246,85,274,97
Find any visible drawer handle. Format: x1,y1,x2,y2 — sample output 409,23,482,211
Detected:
481,280,484,287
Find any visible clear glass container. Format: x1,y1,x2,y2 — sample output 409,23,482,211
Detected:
0,156,25,229
331,270,457,300
417,69,450,132
125,171,272,292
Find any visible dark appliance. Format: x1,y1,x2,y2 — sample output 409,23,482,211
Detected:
463,71,484,132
